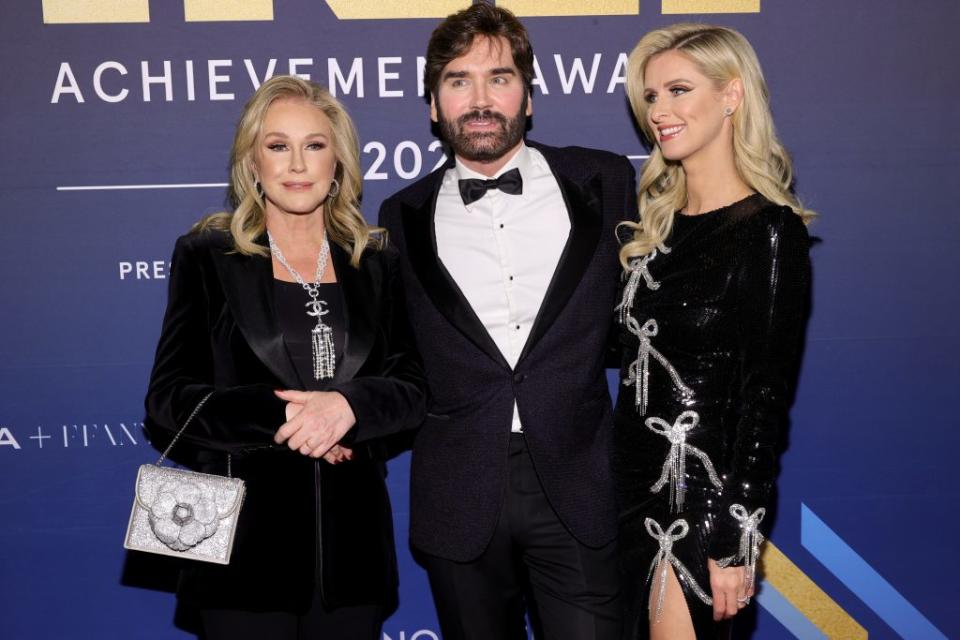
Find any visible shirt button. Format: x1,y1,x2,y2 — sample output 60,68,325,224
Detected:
513,373,526,383
509,275,514,281
499,223,504,229
515,324,521,330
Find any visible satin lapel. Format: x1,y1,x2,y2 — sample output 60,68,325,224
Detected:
518,170,603,362
211,235,302,389
401,179,510,369
329,243,374,385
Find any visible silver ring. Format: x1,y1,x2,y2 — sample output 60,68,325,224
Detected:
737,596,750,604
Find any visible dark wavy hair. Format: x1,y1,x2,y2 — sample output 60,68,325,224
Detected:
425,3,534,98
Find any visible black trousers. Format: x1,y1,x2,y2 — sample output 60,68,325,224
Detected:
420,434,621,640
200,587,381,640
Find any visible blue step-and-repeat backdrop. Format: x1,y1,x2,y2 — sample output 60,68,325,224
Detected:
1,1,957,638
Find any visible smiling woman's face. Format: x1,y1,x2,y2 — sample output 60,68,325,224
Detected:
642,50,733,167
254,97,338,218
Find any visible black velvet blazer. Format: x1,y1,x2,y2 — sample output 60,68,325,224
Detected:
379,141,637,561
143,228,426,612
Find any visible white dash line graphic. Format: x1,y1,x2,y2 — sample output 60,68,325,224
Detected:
57,183,229,192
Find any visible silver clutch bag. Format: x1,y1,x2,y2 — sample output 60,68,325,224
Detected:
124,393,246,565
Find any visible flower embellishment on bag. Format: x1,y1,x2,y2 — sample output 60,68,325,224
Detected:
124,393,246,564
146,474,241,551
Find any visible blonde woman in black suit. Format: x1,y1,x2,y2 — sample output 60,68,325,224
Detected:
144,75,426,640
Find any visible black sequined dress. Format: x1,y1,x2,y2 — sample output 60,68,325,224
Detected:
612,194,810,638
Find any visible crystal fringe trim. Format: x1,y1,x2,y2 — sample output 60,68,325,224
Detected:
616,246,669,324
622,317,693,415
645,517,713,623
730,504,765,592
646,410,723,512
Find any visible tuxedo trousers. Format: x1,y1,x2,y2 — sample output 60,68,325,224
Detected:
420,433,621,640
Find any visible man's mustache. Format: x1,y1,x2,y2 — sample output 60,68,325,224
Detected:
457,109,508,127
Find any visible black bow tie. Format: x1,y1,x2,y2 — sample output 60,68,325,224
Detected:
458,168,523,205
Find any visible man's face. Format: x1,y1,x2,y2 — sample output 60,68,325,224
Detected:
431,35,532,170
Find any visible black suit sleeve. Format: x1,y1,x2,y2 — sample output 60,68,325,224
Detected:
143,234,287,455
605,155,639,369
332,245,427,445
377,198,400,244
617,155,639,224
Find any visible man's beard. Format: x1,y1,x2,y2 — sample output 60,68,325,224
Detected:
438,97,528,163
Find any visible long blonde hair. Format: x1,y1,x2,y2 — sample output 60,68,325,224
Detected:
620,24,813,267
196,75,380,266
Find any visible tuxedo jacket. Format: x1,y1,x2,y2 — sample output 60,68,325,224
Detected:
142,228,426,612
378,141,637,561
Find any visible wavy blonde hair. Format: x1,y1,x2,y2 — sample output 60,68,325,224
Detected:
196,75,380,267
620,23,813,267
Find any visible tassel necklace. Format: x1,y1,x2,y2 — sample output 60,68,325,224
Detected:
268,230,336,380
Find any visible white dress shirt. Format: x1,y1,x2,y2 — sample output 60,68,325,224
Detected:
435,143,570,432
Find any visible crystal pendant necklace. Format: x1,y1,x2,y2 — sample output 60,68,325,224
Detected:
268,230,336,380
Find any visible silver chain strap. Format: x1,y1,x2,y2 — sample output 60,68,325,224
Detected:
154,391,233,478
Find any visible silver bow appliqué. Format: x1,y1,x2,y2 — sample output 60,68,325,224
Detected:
730,504,765,592
623,317,693,415
645,517,713,623
616,247,670,323
646,410,723,512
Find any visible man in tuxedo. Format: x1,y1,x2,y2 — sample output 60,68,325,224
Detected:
378,5,635,638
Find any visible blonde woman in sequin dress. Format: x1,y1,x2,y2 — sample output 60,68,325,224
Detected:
613,24,812,639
